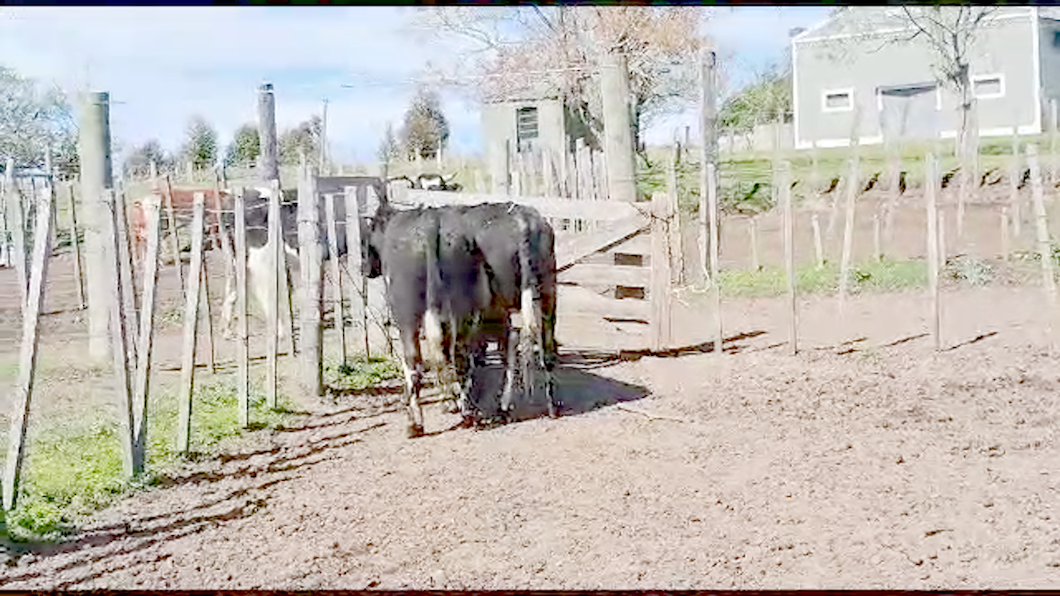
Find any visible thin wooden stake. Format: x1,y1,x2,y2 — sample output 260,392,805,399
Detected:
925,152,941,352
266,182,281,409
298,170,324,398
234,188,250,427
114,181,139,371
780,161,797,356
2,174,55,510
9,170,28,310
132,194,161,473
67,182,86,309
666,142,684,285
177,192,206,454
325,193,347,364
274,180,297,356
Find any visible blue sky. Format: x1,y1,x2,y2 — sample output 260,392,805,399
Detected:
0,6,830,165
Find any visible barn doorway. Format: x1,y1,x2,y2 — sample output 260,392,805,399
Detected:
878,82,940,143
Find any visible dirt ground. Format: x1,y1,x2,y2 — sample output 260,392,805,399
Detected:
3,270,1060,588
3,192,1060,588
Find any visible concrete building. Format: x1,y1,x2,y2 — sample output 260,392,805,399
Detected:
791,6,1060,149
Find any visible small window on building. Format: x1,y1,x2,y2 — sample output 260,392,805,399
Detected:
1052,30,1060,48
516,106,539,153
973,74,1004,99
822,89,854,112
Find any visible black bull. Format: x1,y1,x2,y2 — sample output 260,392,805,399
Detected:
214,180,558,438
363,197,559,438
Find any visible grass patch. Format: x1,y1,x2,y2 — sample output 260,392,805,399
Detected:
0,376,296,542
326,355,402,392
717,257,928,298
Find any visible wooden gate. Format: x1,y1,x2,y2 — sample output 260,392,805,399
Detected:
403,189,674,352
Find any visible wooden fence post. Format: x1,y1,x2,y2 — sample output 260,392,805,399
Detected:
780,161,797,355
0,161,9,271
162,173,185,292
651,192,673,351
9,164,28,310
346,185,369,358
839,155,860,311
325,193,347,364
234,188,251,427
925,152,941,352
1029,144,1057,306
132,193,161,473
600,50,638,204
667,142,684,284
1010,126,1023,239
114,181,139,371
67,181,86,309
2,173,55,510
298,169,324,398
177,192,206,454
273,179,297,356
101,189,137,477
706,163,723,353
79,92,114,366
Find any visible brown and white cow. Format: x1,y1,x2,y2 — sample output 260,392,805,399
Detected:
131,186,231,264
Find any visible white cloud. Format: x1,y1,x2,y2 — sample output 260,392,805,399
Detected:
0,6,829,161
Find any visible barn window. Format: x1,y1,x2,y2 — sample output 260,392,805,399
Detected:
1053,30,1060,48
822,89,854,112
516,106,539,153
973,74,1005,99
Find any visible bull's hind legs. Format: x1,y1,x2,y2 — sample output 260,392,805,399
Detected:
500,326,519,417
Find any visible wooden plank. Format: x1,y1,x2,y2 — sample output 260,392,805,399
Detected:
559,263,650,287
177,191,206,454
325,193,347,364
557,326,649,352
2,178,54,510
557,291,651,321
556,219,649,271
667,142,684,285
651,192,673,351
234,189,250,428
402,189,645,223
132,193,161,471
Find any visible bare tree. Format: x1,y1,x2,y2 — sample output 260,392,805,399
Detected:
898,6,997,162
414,6,706,148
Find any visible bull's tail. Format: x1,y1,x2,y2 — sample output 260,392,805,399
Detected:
422,211,446,366
516,213,542,343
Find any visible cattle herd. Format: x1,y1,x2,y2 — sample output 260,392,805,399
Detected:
130,173,556,438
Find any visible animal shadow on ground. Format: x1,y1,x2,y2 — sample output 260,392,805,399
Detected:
465,330,767,426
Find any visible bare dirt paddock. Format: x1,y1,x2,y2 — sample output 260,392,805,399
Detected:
3,283,1060,589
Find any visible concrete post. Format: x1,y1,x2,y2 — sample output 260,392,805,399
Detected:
258,83,279,182
78,91,115,365
600,51,638,202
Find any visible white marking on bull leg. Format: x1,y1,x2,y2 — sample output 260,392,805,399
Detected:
422,308,445,367
501,324,518,414
400,351,425,438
